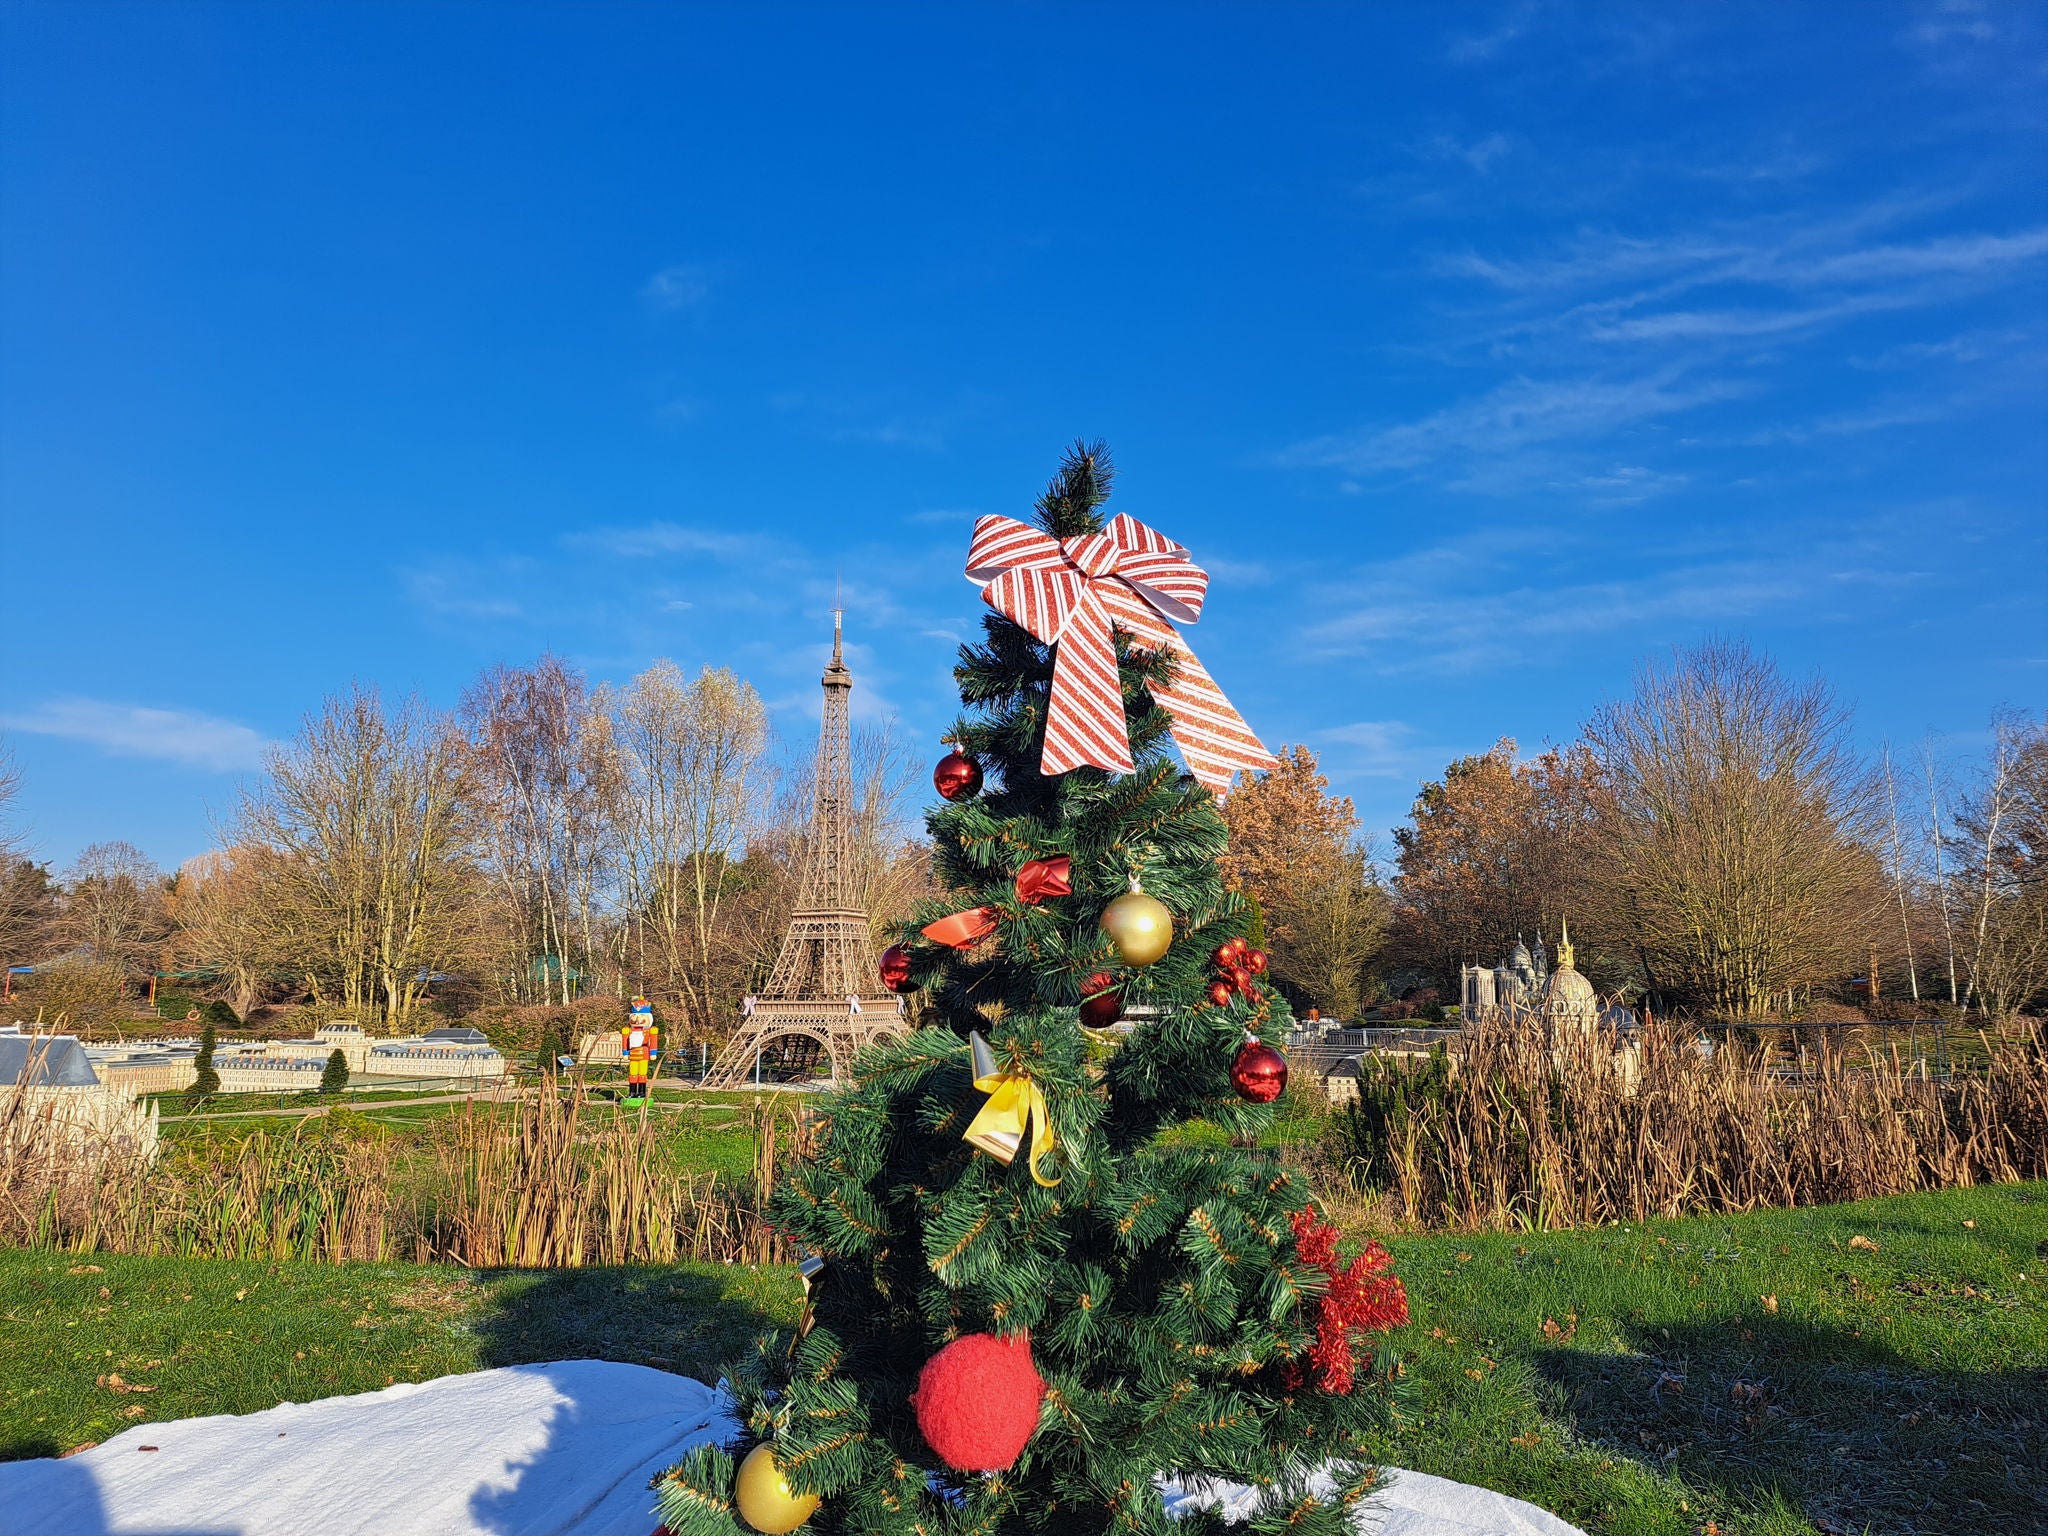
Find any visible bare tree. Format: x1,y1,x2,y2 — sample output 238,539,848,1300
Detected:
1923,739,1963,1005
175,846,281,1019
1879,744,1922,1005
460,656,620,1004
610,662,775,1030
1954,711,2048,1017
1586,640,1887,1021
235,686,479,1026
0,739,56,974
57,841,170,977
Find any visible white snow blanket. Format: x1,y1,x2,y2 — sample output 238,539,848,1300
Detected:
0,1361,1584,1536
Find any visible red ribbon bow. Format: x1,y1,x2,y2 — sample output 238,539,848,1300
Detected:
922,856,1072,949
965,512,1275,793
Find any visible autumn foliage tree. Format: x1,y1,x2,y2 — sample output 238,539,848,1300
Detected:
1389,739,1606,993
1220,745,1388,1019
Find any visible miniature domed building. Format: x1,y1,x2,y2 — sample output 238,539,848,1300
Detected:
1542,919,1600,1037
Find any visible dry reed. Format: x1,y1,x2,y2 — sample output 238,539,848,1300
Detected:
1339,1019,2048,1230
0,1081,811,1267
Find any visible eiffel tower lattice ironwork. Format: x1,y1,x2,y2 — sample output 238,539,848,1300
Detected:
702,611,906,1088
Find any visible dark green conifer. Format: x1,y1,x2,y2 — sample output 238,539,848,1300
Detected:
189,1020,220,1099
658,444,1405,1536
319,1047,349,1094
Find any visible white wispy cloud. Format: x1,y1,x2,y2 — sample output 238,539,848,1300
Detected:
641,264,713,311
1318,719,1443,779
1284,191,2046,495
401,569,526,620
1279,373,1745,475
1,698,270,772
566,522,764,560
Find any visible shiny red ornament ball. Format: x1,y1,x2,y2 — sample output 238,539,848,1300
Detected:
878,944,914,994
1210,942,1238,970
1244,948,1268,976
1225,936,1250,960
933,750,983,802
911,1331,1045,1472
1229,964,1256,995
1078,971,1122,1027
1230,1038,1288,1103
1206,978,1235,1008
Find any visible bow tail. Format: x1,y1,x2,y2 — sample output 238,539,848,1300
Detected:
1098,584,1276,793
1041,593,1136,777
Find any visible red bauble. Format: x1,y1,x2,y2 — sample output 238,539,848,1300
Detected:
1244,948,1268,976
911,1331,1045,1472
933,750,983,802
1225,936,1250,960
878,944,914,994
1078,971,1122,1027
1210,942,1238,970
1230,1038,1288,1103
1229,964,1256,995
1206,978,1235,1008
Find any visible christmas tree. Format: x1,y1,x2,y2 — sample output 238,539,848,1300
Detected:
657,444,1406,1536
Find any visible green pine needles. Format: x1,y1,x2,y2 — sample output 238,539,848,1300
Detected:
657,444,1404,1536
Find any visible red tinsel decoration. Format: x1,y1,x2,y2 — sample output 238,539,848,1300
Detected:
1287,1207,1408,1395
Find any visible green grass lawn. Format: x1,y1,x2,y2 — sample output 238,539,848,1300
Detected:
1359,1182,2047,1536
0,1251,799,1462
4,1185,2040,1535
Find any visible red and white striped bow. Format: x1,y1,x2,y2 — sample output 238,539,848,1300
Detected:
965,512,1276,793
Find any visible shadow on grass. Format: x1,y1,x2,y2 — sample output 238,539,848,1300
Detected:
456,1267,787,1536
467,1263,795,1386
1538,1314,2047,1536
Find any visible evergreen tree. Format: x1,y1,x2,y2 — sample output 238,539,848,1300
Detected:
658,445,1406,1536
189,1020,220,1099
319,1047,349,1094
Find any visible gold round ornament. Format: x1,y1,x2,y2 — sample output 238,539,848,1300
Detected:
735,1443,820,1534
1099,889,1173,966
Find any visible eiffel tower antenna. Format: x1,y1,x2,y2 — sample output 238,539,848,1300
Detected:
702,610,905,1088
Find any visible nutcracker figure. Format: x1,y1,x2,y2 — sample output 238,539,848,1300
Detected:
621,997,660,1103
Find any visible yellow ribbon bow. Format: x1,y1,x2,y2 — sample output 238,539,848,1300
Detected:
962,1031,1060,1187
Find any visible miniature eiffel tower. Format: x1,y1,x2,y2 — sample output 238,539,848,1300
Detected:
702,610,906,1089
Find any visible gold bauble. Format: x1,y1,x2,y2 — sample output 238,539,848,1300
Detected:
1099,890,1174,966
735,1443,820,1534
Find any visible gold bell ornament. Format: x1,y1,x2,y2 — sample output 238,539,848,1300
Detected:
734,1442,820,1534
961,1030,1060,1186
1099,879,1173,967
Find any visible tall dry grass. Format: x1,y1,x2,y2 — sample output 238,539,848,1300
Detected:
1337,1019,2048,1231
0,1082,809,1266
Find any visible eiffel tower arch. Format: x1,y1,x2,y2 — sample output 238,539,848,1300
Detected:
702,612,907,1088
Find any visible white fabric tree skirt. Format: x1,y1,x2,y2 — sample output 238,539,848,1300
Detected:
0,1361,1584,1536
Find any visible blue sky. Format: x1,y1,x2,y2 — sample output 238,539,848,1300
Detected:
3,1,2043,874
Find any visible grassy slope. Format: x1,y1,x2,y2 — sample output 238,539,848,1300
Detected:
3,1185,2041,1535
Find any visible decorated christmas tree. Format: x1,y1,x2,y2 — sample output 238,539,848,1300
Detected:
657,444,1407,1536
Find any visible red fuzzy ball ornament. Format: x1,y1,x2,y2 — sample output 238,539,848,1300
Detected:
911,1331,1046,1472
933,750,983,802
1078,971,1122,1027
1206,978,1236,1008
1210,942,1239,970
1244,948,1268,976
878,944,914,993
1230,1037,1288,1103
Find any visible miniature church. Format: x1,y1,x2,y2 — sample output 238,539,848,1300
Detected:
1461,920,1601,1036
